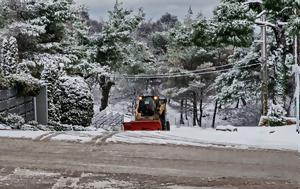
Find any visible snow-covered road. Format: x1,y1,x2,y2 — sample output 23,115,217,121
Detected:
0,138,299,188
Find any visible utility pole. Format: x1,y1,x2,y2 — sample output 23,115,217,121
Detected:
295,35,299,134
261,13,268,116
295,7,300,134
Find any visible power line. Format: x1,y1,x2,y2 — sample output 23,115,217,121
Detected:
112,63,261,79
110,63,261,79
112,63,233,78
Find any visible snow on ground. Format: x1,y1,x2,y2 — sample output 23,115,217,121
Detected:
108,125,300,151
0,124,11,130
83,179,133,189
50,130,106,143
0,125,299,151
0,131,49,140
13,168,60,177
0,129,106,143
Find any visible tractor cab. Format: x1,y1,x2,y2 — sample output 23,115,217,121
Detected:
123,96,170,131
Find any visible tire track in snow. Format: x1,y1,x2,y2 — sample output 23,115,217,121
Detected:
95,131,119,145
34,132,53,141
40,132,64,142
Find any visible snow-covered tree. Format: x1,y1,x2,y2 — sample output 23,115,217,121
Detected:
95,1,156,110
41,60,65,122
214,0,297,117
168,10,210,70
212,0,256,47
287,2,300,36
96,1,155,76
0,36,18,76
215,44,261,105
0,0,98,126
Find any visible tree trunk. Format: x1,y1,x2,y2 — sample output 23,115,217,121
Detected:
198,90,203,127
185,97,188,120
99,76,115,111
212,100,218,129
180,98,184,125
193,91,197,126
235,99,240,109
241,98,247,106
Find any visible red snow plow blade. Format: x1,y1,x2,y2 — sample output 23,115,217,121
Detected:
123,120,162,131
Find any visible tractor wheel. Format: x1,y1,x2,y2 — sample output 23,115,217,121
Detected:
166,121,170,131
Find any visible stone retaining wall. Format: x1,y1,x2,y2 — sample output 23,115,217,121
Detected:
0,88,34,122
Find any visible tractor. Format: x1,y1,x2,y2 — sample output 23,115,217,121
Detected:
123,96,170,131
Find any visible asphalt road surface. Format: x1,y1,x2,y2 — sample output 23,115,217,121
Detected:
0,138,299,189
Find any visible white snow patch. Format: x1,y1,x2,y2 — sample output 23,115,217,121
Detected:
85,179,133,189
0,131,49,139
51,134,92,143
0,124,12,130
108,126,300,151
216,125,238,132
167,186,212,189
246,0,262,3
52,177,80,189
13,168,60,177
50,130,106,143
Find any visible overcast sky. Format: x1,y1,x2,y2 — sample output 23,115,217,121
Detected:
74,0,220,21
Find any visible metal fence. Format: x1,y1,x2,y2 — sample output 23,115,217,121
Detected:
93,110,124,130
0,88,35,122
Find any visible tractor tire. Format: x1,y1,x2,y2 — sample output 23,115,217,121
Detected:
166,121,170,131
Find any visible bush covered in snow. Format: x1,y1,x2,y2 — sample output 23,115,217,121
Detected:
19,124,39,131
59,76,94,127
0,73,10,89
41,62,65,122
8,73,42,96
0,73,42,97
48,121,96,131
0,113,25,129
266,104,287,126
41,62,94,127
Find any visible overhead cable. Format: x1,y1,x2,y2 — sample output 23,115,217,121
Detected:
110,63,261,79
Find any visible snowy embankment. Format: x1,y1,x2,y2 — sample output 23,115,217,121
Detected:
0,126,299,151
0,129,107,143
108,126,300,151
0,131,49,140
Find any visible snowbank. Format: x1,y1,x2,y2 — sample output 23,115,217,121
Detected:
0,124,12,130
50,130,106,143
0,131,49,139
108,125,300,151
0,126,298,151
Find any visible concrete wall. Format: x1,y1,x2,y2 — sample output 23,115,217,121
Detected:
0,88,34,122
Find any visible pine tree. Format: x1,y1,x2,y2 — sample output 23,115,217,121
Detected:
213,0,298,116
215,44,261,105
96,1,146,72
0,0,97,125
0,36,18,76
212,0,256,47
95,1,155,111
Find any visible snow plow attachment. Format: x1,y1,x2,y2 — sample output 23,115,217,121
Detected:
123,120,162,131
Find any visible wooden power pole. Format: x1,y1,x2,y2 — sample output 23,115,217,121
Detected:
295,7,300,134
261,13,268,116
